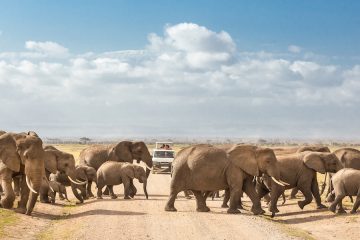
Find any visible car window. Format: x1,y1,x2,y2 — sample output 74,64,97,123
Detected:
154,151,174,158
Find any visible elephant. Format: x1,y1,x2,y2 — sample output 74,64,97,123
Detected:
96,162,148,200
329,168,360,214
165,144,286,215
78,141,153,196
325,148,360,202
40,146,87,203
75,165,97,198
273,146,331,200
0,132,45,215
46,179,69,203
257,151,343,217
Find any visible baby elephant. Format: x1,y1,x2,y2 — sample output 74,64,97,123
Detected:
97,162,148,200
329,168,360,214
48,180,69,204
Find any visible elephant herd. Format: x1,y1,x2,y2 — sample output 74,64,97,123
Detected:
0,130,359,219
165,144,360,217
0,130,153,215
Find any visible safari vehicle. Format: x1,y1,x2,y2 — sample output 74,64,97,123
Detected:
152,142,175,174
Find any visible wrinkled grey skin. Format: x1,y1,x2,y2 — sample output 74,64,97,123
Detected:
329,168,360,214
165,144,283,215
96,162,148,200
0,131,45,215
40,146,86,204
257,151,343,217
75,165,97,199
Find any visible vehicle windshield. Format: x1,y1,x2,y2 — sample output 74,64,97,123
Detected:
153,151,174,158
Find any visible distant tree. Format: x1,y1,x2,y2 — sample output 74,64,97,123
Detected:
79,137,91,144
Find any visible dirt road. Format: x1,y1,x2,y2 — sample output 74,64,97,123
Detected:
1,173,295,240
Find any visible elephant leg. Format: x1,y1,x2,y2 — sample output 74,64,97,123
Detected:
329,194,345,213
59,191,65,200
13,176,20,197
0,169,15,209
311,177,326,209
269,187,283,217
15,174,30,214
337,200,347,214
228,188,242,214
192,190,210,212
350,190,360,214
221,189,230,208
289,188,298,199
263,193,271,204
103,187,110,195
165,185,182,212
349,196,354,203
122,178,132,199
297,187,313,210
108,185,117,199
71,184,83,203
87,181,94,198
243,179,264,215
50,192,56,204
184,190,192,199
79,185,87,200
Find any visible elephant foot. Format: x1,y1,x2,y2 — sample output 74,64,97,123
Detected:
110,195,118,199
298,201,306,210
40,199,50,204
88,194,95,198
238,204,244,210
350,210,357,214
269,205,279,213
329,205,336,213
15,207,26,214
97,196,103,200
185,196,192,199
316,204,327,209
221,203,229,208
227,208,241,214
338,208,347,214
59,197,65,200
326,194,335,203
165,205,177,212
196,206,210,212
124,196,131,199
271,212,276,218
251,206,265,215
76,200,84,204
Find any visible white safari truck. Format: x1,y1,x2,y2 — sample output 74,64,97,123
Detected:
152,142,175,174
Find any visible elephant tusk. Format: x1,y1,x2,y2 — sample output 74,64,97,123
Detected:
145,165,153,171
44,176,55,192
68,176,87,185
271,177,286,187
26,176,38,194
279,179,290,186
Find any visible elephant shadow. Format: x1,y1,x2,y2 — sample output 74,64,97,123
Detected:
32,209,146,220
269,209,341,224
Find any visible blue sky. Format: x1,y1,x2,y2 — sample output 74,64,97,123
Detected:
0,1,360,140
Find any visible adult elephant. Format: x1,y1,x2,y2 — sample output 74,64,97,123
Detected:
40,146,87,203
325,148,360,201
0,132,45,215
78,141,153,196
257,151,342,217
165,144,286,215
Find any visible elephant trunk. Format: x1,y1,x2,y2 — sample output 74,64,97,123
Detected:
143,179,148,199
141,152,153,178
66,169,84,203
267,165,289,187
25,176,42,215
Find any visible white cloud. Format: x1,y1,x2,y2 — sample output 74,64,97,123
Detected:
0,23,359,139
288,45,302,53
25,41,69,57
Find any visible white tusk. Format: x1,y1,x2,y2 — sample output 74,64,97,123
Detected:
68,176,87,185
145,164,153,171
271,177,286,187
44,176,54,192
279,179,290,186
26,176,38,194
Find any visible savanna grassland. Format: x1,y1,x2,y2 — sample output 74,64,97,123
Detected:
0,143,359,240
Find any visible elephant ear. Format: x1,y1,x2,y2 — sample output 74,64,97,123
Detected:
0,133,21,172
123,164,135,179
44,150,58,174
303,152,325,173
112,141,133,162
227,145,259,177
75,166,87,181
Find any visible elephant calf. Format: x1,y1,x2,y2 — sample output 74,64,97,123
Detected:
329,168,360,214
48,180,69,203
96,162,148,200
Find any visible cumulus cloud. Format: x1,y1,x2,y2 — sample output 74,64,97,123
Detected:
0,23,359,139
